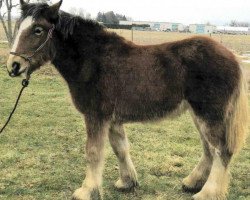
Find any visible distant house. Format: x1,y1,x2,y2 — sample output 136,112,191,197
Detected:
189,24,216,34
119,21,184,32
216,26,250,35
160,23,184,32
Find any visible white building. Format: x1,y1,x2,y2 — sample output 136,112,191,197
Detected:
189,24,216,34
216,26,250,35
119,21,184,32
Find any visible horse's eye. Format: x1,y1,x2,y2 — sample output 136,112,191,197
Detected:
34,27,43,36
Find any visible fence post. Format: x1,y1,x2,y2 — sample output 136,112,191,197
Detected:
131,27,134,42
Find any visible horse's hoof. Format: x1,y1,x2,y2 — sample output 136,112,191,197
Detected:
182,177,204,194
182,184,202,194
72,187,102,200
114,179,139,192
192,191,226,200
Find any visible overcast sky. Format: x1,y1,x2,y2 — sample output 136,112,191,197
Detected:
46,0,250,25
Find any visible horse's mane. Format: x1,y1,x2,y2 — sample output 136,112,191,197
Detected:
21,3,104,39
56,11,104,39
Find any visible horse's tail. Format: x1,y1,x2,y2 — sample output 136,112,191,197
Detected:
226,66,249,154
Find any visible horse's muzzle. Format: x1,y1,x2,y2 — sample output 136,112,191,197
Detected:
8,62,27,77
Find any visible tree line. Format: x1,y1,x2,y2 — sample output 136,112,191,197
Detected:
229,20,250,27
96,11,128,24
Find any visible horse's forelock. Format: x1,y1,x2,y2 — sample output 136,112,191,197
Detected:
21,3,49,21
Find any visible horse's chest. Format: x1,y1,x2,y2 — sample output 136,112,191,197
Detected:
68,83,100,113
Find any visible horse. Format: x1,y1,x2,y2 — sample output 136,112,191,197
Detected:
6,0,248,200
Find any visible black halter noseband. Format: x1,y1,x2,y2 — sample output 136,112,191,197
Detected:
9,24,55,78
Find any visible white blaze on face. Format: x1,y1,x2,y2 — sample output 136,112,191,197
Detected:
11,16,34,52
7,16,34,75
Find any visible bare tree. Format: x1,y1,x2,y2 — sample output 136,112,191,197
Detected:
85,13,91,19
230,20,238,27
0,0,50,46
0,0,20,46
229,20,250,27
68,7,91,19
206,21,211,26
32,0,50,3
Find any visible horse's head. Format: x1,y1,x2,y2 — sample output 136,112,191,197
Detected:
7,0,63,78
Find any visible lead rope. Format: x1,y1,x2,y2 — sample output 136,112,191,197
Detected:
0,24,55,135
0,79,29,134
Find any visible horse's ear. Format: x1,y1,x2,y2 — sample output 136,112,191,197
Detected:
49,0,63,15
46,0,63,22
20,0,28,10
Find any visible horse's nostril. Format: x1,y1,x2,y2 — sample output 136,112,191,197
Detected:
12,62,20,74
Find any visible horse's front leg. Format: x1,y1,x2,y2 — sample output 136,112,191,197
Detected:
109,122,138,191
72,115,110,200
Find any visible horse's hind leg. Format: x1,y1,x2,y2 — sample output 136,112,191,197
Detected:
182,115,213,193
192,122,232,200
109,122,138,191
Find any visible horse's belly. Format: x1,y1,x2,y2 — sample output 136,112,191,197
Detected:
114,98,186,122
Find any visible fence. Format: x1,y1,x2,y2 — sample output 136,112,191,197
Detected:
111,29,250,54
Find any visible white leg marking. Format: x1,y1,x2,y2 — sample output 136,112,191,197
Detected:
193,149,228,200
183,155,211,189
109,124,138,190
72,120,109,200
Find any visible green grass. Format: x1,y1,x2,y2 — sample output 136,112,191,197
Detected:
0,29,250,200
0,63,249,200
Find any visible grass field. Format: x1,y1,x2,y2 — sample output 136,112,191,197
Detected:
0,30,249,200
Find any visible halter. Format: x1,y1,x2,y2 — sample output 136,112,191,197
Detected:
0,24,55,134
9,24,55,79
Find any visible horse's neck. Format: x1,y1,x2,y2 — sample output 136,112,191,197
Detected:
52,28,103,83
52,38,78,82
52,25,127,83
